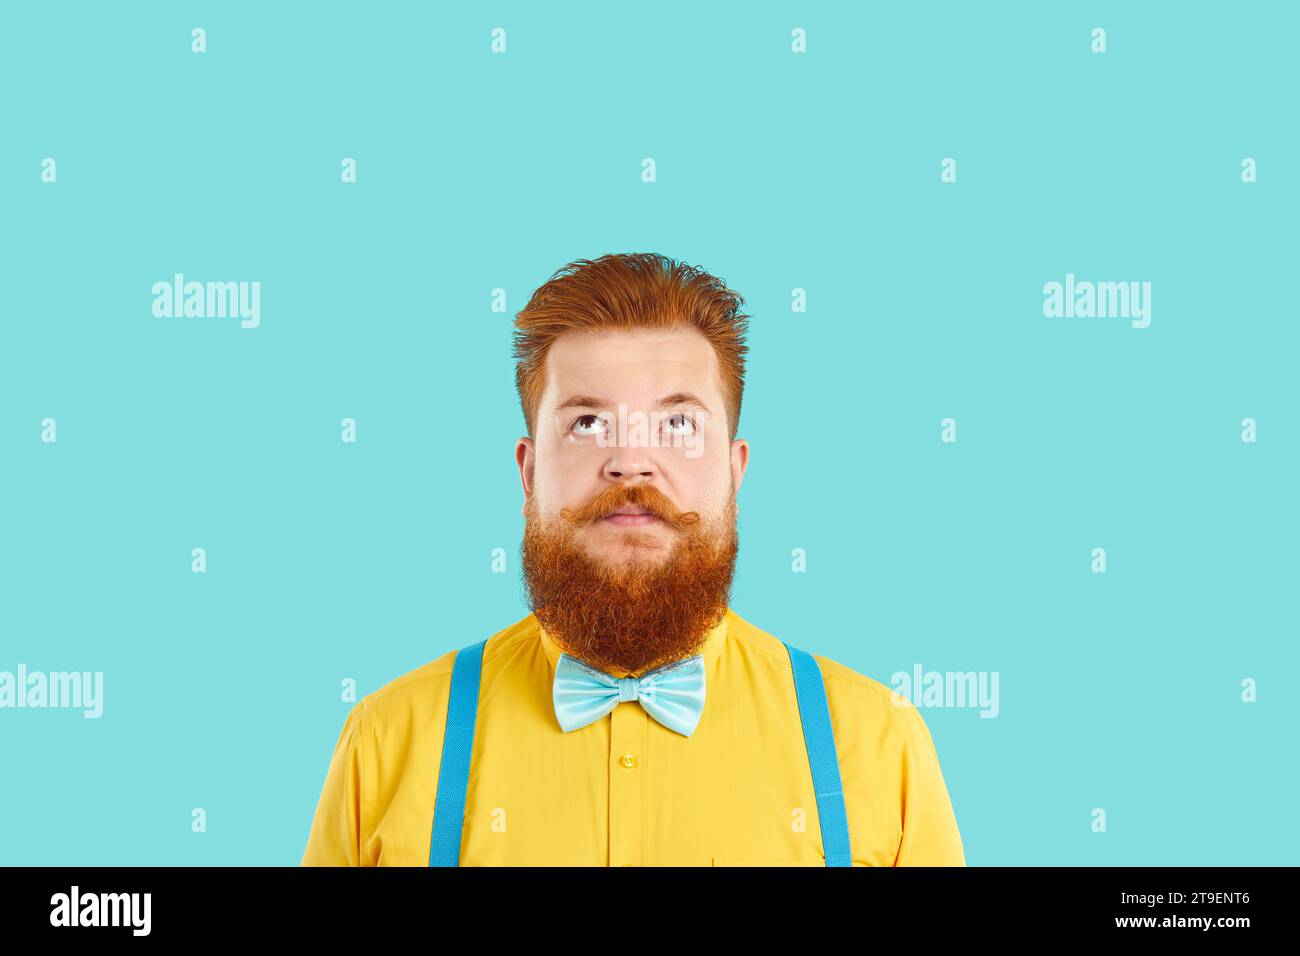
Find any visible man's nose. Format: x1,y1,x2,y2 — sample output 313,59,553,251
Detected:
603,451,658,482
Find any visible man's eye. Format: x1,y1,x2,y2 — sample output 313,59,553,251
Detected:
664,413,696,436
571,414,607,436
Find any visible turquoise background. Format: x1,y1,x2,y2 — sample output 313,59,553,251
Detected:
1,1,1296,866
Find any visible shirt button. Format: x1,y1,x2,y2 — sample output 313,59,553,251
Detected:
620,753,636,769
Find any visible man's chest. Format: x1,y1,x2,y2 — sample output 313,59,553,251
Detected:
367,689,890,866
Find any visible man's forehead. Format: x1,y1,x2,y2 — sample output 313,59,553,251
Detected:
540,328,721,408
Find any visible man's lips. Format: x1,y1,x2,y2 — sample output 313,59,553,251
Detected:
601,509,661,527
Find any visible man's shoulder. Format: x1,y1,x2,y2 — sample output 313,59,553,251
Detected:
356,613,540,723
726,608,928,741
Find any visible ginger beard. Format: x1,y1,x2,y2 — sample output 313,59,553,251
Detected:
521,481,739,677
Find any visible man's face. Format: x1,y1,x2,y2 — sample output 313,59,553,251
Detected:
516,326,748,572
515,326,750,676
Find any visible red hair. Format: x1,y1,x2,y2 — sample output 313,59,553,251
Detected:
513,253,750,440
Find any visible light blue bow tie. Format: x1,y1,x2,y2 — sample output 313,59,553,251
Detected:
553,652,706,737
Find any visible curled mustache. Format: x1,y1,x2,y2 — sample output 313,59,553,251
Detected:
558,482,701,531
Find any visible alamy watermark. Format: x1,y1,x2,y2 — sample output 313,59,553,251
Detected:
0,664,103,718
890,663,999,718
152,273,260,329
562,401,707,459
50,886,150,935
1043,272,1151,329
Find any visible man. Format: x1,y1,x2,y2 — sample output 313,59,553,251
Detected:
301,252,966,866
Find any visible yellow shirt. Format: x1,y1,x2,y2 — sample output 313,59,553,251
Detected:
300,607,966,866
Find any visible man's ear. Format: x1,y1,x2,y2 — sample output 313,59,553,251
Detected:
730,437,749,511
516,437,535,516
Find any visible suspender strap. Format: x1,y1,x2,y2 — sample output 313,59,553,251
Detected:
784,642,853,866
428,638,487,867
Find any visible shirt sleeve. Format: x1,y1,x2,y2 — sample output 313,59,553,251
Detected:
301,699,370,866
892,704,966,866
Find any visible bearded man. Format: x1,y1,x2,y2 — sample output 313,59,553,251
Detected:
302,253,965,867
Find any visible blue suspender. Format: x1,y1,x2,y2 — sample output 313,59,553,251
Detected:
427,638,486,867
783,642,853,866
427,638,852,866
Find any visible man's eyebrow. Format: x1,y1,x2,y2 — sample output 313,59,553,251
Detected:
554,392,712,413
657,391,711,413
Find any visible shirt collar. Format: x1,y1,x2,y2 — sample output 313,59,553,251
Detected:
538,608,732,680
